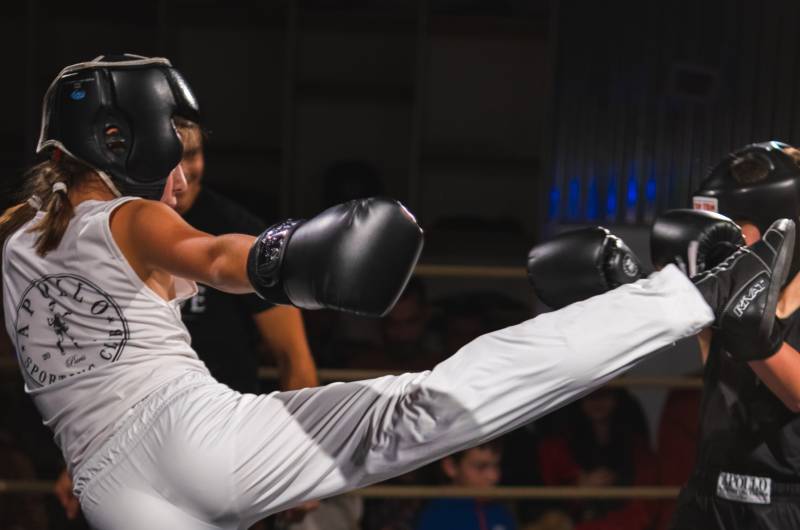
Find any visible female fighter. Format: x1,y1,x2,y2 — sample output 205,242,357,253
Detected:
0,55,790,530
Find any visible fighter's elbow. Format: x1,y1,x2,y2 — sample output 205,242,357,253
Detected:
205,246,251,293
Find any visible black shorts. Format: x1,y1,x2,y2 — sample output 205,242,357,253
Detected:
669,472,800,530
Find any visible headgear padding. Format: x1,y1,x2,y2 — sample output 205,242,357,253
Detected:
693,140,800,277
37,54,200,200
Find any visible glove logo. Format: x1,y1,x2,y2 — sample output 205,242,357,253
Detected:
622,255,640,278
13,274,129,388
68,81,89,101
732,277,767,318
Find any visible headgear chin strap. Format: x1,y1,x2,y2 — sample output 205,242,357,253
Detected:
693,140,800,278
37,54,200,200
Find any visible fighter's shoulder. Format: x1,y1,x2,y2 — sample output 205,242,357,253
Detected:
109,199,196,268
111,199,184,237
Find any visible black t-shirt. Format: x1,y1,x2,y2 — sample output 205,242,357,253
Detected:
181,187,273,394
696,311,800,480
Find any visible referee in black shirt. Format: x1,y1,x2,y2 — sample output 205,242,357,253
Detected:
174,118,318,394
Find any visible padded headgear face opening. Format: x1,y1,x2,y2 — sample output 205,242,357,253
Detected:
693,140,800,277
37,54,200,200
730,153,771,185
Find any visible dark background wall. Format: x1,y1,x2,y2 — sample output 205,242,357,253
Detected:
4,0,800,268
0,0,549,269
546,0,800,229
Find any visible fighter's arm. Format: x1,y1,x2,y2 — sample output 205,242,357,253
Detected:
113,196,424,317
749,346,800,412
111,199,255,293
697,328,712,364
697,297,800,409
649,210,746,365
253,306,319,390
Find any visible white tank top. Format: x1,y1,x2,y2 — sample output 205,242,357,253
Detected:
2,197,210,473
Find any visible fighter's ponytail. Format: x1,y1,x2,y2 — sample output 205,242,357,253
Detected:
0,201,36,253
0,155,92,257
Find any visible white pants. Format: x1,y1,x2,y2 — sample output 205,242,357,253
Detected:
76,266,713,530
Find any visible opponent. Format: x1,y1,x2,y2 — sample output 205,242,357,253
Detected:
657,141,800,529
174,115,318,394
0,55,792,530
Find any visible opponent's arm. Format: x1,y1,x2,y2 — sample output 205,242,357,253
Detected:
749,344,800,413
650,209,745,364
651,210,800,404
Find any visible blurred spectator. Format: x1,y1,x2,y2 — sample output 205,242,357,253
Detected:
361,463,438,530
174,117,318,395
415,441,517,530
440,298,490,353
1,324,70,528
501,422,572,530
301,308,350,367
0,433,49,530
536,388,659,530
0,319,11,355
54,469,80,522
360,292,517,530
303,159,387,366
654,387,702,530
340,278,444,371
381,278,441,360
286,495,361,530
436,292,531,353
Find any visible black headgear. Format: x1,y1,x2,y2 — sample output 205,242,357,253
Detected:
693,140,800,276
37,54,200,199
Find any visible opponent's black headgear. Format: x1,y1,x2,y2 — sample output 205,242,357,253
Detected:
37,54,200,199
693,140,800,276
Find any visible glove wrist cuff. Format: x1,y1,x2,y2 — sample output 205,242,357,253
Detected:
247,219,304,302
603,237,643,288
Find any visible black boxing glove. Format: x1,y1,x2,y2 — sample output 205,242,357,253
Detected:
650,209,745,275
527,227,643,309
247,197,424,317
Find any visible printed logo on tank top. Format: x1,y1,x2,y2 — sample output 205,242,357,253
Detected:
13,274,129,388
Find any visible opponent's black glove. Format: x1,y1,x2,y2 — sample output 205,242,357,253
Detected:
527,227,643,309
650,209,744,275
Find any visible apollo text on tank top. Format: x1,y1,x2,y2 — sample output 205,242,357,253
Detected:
1,197,209,474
